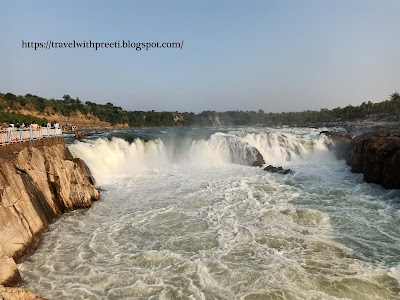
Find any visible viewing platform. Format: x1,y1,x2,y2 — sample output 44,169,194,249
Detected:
0,128,62,146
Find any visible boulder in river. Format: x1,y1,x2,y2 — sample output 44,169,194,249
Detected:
263,165,291,174
250,150,265,167
75,130,92,140
222,136,265,166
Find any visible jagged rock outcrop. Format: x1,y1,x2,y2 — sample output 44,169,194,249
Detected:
263,165,291,174
74,158,96,185
250,150,265,167
320,131,354,160
0,137,99,298
74,130,92,140
0,285,47,300
347,133,400,189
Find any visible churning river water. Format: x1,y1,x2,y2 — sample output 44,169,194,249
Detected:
20,127,400,300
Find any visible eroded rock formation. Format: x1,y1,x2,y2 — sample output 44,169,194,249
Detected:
347,133,400,189
0,137,99,298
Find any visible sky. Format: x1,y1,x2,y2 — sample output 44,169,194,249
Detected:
0,0,399,113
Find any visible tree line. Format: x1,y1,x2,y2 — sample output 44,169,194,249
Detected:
0,92,399,127
0,111,49,126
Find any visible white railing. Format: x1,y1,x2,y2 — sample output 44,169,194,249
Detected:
41,127,62,137
0,128,62,145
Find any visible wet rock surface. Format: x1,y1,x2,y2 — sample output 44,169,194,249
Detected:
222,136,265,167
263,165,291,174
250,150,265,167
74,130,92,139
347,132,400,189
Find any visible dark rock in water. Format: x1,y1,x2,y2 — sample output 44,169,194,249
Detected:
223,136,265,167
347,132,400,189
320,131,354,160
75,130,92,140
263,165,291,174
251,150,265,167
251,160,263,167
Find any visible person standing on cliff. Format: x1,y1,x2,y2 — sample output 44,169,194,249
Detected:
30,121,39,131
6,125,13,138
54,121,60,129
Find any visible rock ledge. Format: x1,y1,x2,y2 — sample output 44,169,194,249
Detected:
0,137,99,299
347,133,400,189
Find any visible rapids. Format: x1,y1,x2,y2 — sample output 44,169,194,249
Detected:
19,127,400,299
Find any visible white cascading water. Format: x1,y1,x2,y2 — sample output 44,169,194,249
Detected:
68,129,335,185
237,129,334,165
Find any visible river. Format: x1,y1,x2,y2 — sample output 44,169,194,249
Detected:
20,127,400,299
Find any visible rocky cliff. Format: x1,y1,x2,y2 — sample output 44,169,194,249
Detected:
347,133,400,189
0,137,99,299
321,130,400,189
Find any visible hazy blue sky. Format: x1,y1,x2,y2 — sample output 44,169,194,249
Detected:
1,0,399,113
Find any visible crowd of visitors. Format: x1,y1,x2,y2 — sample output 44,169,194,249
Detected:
0,121,61,132
0,121,68,145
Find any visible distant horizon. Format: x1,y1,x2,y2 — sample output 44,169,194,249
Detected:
1,1,399,113
1,90,398,115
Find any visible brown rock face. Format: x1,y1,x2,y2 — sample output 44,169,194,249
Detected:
74,130,92,139
14,145,99,212
347,133,400,189
0,285,47,300
0,137,99,293
0,256,21,287
73,158,96,185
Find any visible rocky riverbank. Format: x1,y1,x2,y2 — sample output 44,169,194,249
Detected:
347,133,400,189
0,137,99,299
321,129,400,189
